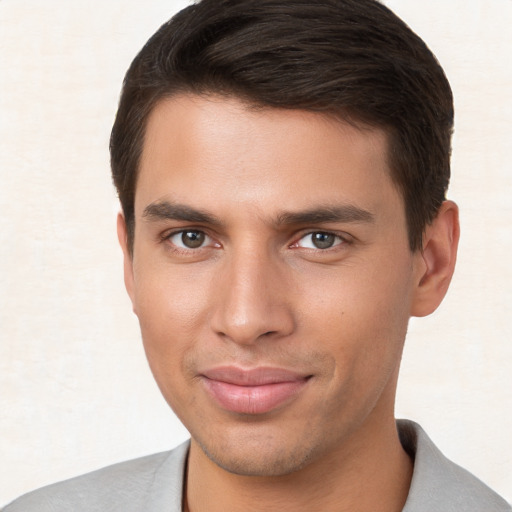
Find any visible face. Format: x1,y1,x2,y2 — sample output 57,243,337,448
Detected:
121,94,427,477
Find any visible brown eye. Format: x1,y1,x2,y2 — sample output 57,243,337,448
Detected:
168,230,210,249
181,231,205,248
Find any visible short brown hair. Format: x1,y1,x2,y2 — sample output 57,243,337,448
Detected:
110,0,453,251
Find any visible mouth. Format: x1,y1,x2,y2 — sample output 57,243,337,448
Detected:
199,366,312,415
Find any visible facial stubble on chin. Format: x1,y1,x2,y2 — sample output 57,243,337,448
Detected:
193,419,323,477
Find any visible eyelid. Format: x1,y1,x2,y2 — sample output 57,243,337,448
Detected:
291,230,351,250
159,227,351,252
161,228,220,250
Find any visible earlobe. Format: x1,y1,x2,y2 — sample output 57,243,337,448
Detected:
411,201,460,317
116,212,136,309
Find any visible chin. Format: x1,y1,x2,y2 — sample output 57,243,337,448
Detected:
194,430,317,477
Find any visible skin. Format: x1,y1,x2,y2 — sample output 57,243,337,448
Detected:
118,94,459,511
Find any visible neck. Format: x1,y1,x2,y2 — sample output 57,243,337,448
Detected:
184,415,412,512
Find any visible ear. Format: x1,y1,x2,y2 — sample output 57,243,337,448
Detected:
117,212,136,308
411,200,460,317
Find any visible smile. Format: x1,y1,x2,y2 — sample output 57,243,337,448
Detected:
200,366,311,415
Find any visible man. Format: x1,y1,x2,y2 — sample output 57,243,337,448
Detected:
4,0,510,510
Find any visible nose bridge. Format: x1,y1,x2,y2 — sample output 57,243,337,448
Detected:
211,240,293,344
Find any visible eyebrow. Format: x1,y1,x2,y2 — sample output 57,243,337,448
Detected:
275,205,375,226
142,200,374,228
142,201,223,226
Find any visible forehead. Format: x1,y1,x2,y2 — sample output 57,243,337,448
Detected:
136,94,400,221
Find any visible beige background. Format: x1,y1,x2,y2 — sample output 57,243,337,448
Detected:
0,0,511,506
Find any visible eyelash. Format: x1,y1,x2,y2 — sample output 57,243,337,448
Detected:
161,229,218,253
292,231,349,251
161,229,351,253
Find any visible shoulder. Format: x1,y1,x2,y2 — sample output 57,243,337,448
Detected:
399,420,511,512
2,441,189,512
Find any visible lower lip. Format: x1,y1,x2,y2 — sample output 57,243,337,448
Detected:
201,378,309,415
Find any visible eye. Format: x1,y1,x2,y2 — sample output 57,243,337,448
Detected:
168,230,212,249
296,231,345,250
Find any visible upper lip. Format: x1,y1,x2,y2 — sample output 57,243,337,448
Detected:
200,366,310,386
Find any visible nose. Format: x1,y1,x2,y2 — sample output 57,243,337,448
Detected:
210,246,295,345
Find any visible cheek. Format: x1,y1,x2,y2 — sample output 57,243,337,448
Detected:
133,257,212,333
297,254,413,370
298,265,412,430
131,264,212,388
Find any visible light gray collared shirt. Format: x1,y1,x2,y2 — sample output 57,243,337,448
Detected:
3,420,510,511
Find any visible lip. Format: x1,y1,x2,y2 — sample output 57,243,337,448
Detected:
200,366,311,415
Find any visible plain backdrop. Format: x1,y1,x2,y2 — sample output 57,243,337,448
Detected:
0,0,511,506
